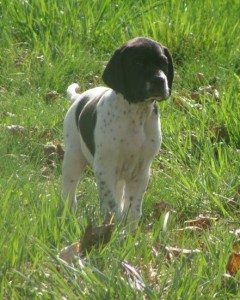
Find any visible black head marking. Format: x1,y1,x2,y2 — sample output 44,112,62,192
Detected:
102,46,125,96
163,47,174,94
102,37,174,103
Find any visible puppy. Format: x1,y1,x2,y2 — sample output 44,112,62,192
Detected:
62,37,174,231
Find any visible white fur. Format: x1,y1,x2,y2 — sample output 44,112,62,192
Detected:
66,83,81,103
62,84,161,231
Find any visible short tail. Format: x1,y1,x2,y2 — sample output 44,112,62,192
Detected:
67,83,80,103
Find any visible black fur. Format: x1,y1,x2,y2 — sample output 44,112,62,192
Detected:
76,91,107,155
102,37,174,103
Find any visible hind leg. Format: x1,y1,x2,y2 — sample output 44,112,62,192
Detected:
62,114,88,211
62,146,87,210
62,103,89,211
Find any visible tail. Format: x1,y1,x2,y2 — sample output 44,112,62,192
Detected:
67,83,80,104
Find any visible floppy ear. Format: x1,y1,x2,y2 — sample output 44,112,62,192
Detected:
163,47,174,93
102,47,125,94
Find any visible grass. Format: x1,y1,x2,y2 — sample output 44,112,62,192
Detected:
0,0,240,298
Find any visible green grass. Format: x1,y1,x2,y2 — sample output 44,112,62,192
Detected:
1,0,240,298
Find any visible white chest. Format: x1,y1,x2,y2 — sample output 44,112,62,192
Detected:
94,94,162,177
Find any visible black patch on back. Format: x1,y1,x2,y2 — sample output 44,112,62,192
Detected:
75,96,91,127
76,91,107,156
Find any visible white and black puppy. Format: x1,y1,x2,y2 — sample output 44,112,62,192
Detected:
62,37,174,231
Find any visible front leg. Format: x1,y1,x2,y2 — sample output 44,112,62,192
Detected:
94,163,121,223
124,168,151,231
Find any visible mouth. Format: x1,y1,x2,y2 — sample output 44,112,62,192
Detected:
147,90,170,102
156,97,168,102
145,81,170,101
146,96,168,103
129,85,170,103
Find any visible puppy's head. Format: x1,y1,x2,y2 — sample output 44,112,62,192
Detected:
102,37,174,103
